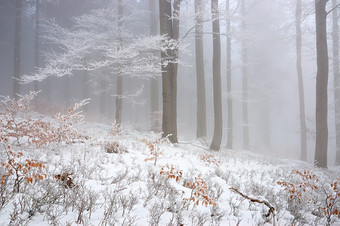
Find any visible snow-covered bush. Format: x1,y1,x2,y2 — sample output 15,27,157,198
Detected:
141,137,169,166
51,99,89,144
278,169,340,225
0,92,88,148
0,91,54,148
1,150,46,193
104,141,127,154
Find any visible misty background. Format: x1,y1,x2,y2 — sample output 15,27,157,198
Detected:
0,0,337,164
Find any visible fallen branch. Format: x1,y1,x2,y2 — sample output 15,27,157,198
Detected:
230,187,276,226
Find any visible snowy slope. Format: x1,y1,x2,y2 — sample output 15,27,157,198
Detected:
0,121,339,226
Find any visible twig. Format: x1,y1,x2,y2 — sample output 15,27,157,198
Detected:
327,3,340,16
230,187,276,226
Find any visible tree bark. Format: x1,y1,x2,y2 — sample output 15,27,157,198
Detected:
13,0,22,99
195,0,207,138
159,0,179,143
296,0,308,161
241,0,249,149
149,0,160,132
34,0,40,94
63,77,70,107
226,0,233,149
115,0,123,125
314,0,329,168
332,0,340,165
210,0,223,151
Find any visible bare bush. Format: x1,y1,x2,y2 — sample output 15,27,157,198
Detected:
8,200,29,226
148,201,166,225
105,141,127,154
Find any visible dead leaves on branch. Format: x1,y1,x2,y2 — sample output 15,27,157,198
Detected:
0,92,89,148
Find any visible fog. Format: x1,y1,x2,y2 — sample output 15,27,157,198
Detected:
0,0,338,164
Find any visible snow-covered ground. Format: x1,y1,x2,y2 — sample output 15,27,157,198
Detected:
0,119,339,226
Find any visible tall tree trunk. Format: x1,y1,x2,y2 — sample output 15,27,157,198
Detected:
41,0,51,103
34,0,40,94
314,0,329,168
100,81,107,117
172,0,181,141
241,0,249,149
195,0,207,138
115,0,123,125
159,0,179,143
226,0,233,149
332,0,340,165
210,0,222,151
82,60,89,113
116,75,122,124
63,77,70,107
296,0,308,161
149,0,160,132
13,0,22,98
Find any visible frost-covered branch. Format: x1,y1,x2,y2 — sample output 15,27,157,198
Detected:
20,7,187,84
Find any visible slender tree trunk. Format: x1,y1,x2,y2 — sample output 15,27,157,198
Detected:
226,0,233,149
241,0,249,149
171,0,180,141
82,59,89,113
34,0,40,92
159,0,179,143
195,0,207,138
63,77,70,107
115,0,123,125
314,0,329,168
34,0,40,93
13,0,22,98
149,0,160,131
210,0,222,151
41,0,51,102
332,0,340,165
296,0,308,161
100,79,107,117
116,75,122,124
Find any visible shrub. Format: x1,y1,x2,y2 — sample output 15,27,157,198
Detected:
199,154,221,167
1,150,46,193
141,137,169,166
110,121,122,136
104,141,127,154
183,175,217,207
160,164,183,182
0,91,54,148
278,170,340,225
52,99,89,144
0,92,89,148
54,173,75,188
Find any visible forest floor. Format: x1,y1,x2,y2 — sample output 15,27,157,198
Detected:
0,115,340,225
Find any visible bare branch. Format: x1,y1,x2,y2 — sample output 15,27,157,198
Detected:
230,187,276,225
327,3,340,15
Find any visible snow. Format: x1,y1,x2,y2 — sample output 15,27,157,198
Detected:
0,119,339,225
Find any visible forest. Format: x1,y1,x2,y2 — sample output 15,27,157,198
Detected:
0,0,340,225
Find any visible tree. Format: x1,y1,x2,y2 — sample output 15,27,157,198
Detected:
21,6,179,124
115,0,123,125
158,0,181,143
149,0,160,131
296,0,308,161
194,0,207,138
332,0,340,165
241,0,249,149
209,0,222,151
314,0,329,168
13,0,22,98
34,0,40,94
226,0,233,149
